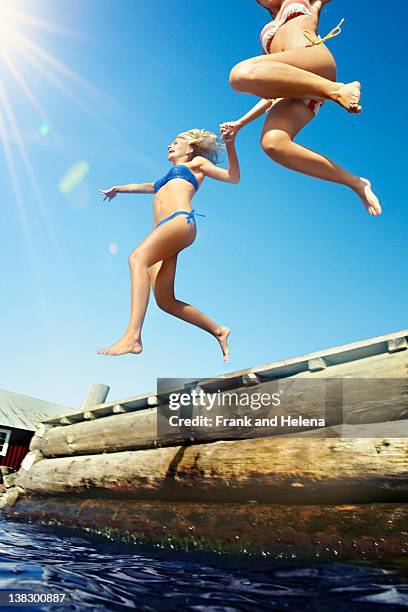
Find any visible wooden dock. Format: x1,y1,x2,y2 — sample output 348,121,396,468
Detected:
1,329,407,559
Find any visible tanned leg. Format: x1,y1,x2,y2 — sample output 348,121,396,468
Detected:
230,45,362,113
98,217,197,356
261,99,381,215
150,255,231,362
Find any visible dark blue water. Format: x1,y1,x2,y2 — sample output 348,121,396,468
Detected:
0,518,407,611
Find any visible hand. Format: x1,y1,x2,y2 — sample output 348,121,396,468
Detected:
219,121,241,143
99,187,118,202
311,0,332,7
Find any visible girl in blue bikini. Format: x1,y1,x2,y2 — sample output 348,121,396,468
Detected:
98,128,239,362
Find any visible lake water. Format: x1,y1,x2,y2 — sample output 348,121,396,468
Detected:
0,517,407,610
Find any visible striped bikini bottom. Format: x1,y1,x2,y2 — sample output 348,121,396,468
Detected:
154,209,205,229
302,98,325,116
267,97,325,117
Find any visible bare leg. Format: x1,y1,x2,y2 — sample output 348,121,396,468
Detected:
150,255,231,362
261,100,381,215
98,217,197,356
230,46,362,113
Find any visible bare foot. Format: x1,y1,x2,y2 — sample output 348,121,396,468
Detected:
215,326,231,363
334,81,362,113
97,336,143,356
354,178,382,216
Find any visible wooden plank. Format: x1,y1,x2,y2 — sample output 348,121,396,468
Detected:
41,393,158,426
249,329,408,378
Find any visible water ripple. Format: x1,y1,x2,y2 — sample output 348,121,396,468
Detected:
0,518,406,611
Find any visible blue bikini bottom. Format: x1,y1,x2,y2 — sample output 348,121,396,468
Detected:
154,209,205,229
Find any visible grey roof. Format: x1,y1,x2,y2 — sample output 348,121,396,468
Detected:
0,389,73,432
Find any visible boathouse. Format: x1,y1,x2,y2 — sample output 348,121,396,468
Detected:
0,389,71,471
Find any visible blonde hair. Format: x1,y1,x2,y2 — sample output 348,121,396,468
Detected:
178,129,224,164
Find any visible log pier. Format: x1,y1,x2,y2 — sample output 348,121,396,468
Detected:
1,329,408,558
13,421,408,503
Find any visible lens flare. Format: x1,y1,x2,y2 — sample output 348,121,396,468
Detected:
59,161,90,195
38,122,50,136
109,243,119,255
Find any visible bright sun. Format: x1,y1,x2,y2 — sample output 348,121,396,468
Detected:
0,6,19,52
0,0,113,263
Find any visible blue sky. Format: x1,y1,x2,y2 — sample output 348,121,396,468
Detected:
0,0,406,408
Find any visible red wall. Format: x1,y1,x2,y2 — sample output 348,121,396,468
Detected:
0,445,29,471
0,428,33,471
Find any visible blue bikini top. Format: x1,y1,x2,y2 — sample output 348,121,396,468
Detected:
154,165,199,194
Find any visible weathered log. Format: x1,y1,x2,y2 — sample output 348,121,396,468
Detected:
17,421,408,503
30,408,159,456
30,350,408,458
3,497,408,563
16,445,182,497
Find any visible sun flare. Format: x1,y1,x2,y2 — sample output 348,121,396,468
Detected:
0,0,131,286
0,6,19,53
0,1,110,275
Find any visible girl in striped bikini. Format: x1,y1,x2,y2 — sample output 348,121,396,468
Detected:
97,128,239,361
221,0,381,216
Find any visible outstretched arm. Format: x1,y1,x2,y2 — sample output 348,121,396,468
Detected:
234,98,278,127
99,182,155,202
196,130,240,184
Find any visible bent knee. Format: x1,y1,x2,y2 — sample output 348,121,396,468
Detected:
155,294,176,313
229,60,258,91
128,251,138,267
128,249,147,268
261,130,292,158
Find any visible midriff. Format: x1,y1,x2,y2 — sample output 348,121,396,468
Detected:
152,181,195,227
268,13,319,52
